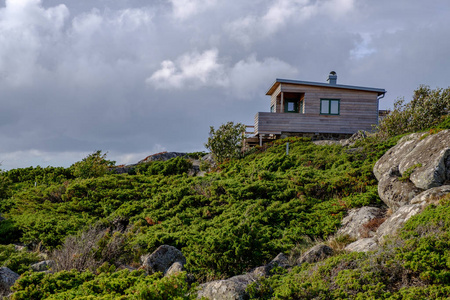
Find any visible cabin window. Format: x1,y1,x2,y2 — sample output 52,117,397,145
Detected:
320,99,340,115
270,105,275,113
284,100,299,113
299,99,305,114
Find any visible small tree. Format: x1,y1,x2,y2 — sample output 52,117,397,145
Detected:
71,150,116,179
205,122,247,163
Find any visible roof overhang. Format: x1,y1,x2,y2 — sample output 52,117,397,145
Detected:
266,78,386,97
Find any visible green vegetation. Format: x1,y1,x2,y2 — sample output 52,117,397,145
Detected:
205,121,246,163
1,86,449,299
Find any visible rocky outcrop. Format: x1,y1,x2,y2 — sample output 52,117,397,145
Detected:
345,238,378,252
197,273,258,300
138,152,188,164
337,207,385,239
340,130,368,147
140,245,186,275
30,260,55,272
345,131,450,252
0,267,19,295
297,244,333,264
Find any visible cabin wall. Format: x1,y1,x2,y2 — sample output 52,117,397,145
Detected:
256,84,380,135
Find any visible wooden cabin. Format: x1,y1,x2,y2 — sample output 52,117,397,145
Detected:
244,71,386,147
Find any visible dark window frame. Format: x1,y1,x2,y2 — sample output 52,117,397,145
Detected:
320,99,340,115
284,99,299,113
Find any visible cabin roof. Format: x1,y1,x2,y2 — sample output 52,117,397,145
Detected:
266,78,387,96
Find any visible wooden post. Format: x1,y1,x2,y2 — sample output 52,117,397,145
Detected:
286,142,289,155
280,92,284,113
259,135,263,146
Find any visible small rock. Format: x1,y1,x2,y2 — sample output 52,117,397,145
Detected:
197,273,257,300
140,245,186,275
297,244,333,264
337,207,385,239
345,238,378,252
251,253,290,277
340,130,368,147
410,185,450,205
164,261,184,277
30,260,55,272
0,267,20,294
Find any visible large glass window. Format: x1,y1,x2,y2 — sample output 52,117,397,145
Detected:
320,99,340,115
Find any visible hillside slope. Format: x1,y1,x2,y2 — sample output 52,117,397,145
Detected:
0,117,449,299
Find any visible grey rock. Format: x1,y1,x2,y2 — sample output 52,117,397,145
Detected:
297,244,333,264
398,130,450,189
251,253,290,277
345,238,378,252
410,185,450,204
373,132,427,180
141,245,186,275
0,267,19,294
337,207,385,239
30,260,55,272
377,167,422,211
340,130,368,147
197,273,257,300
376,203,427,243
164,261,184,277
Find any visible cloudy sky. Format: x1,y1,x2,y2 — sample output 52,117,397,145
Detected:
0,0,449,169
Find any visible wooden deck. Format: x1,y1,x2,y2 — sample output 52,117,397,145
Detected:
254,112,377,135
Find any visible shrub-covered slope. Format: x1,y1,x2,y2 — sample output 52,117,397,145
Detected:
1,115,449,299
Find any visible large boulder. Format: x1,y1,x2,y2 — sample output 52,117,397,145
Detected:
337,207,385,239
373,132,427,181
197,273,257,300
398,130,450,189
377,167,422,211
345,238,378,252
140,245,186,275
297,244,333,264
0,267,19,295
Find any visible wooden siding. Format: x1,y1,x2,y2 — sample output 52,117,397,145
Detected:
256,83,380,135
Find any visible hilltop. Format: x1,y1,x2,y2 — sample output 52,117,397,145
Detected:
0,87,449,299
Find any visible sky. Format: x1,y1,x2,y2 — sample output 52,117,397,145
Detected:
0,0,449,170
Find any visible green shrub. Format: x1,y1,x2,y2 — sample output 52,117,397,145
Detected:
377,85,450,138
70,150,115,179
0,244,40,274
11,269,196,300
205,121,246,163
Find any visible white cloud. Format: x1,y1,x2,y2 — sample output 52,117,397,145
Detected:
0,0,69,86
147,48,228,89
225,0,355,46
169,0,216,20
